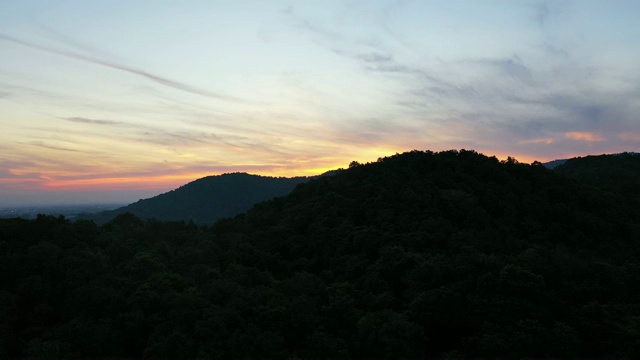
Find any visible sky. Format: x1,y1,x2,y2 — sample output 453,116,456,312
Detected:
1,0,639,206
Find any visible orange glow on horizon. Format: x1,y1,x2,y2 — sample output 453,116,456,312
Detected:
35,164,351,191
3,146,597,195
41,174,204,190
32,148,542,191
4,146,395,192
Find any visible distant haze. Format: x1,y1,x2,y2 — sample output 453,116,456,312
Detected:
0,189,164,208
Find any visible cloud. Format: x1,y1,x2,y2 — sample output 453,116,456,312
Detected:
535,1,550,26
357,52,393,63
0,82,72,103
328,117,419,145
137,130,219,147
3,0,638,181
0,91,10,98
619,132,640,142
565,132,605,142
282,8,420,74
0,169,13,179
0,161,45,186
518,138,554,145
0,33,248,103
478,56,534,83
30,140,82,152
38,24,120,61
128,126,292,160
544,91,637,135
559,103,608,124
59,116,122,125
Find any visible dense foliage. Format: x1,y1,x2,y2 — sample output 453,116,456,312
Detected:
85,173,309,225
2,149,640,358
554,152,640,203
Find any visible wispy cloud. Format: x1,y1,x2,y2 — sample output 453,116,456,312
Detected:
472,56,534,84
135,129,231,148
0,33,248,103
356,52,393,63
0,160,41,180
549,101,610,125
565,132,605,142
2,0,639,205
519,137,554,145
30,140,82,152
535,1,551,27
59,116,122,126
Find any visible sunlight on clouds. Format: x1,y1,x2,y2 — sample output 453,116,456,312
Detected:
565,132,605,142
0,176,45,187
41,173,211,191
518,138,554,145
1,0,640,205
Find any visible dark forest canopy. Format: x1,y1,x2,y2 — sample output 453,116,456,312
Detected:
553,152,640,201
2,149,640,358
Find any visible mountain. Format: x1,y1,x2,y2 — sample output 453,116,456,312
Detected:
85,172,311,225
3,149,640,358
84,152,637,226
542,158,567,169
553,152,640,197
543,152,639,170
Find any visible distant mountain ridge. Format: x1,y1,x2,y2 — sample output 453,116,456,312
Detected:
541,159,567,169
543,151,639,169
83,151,639,225
84,172,312,225
552,152,640,200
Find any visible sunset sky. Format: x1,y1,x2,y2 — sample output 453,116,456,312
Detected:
1,0,640,206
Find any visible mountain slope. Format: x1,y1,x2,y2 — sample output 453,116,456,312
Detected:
544,152,638,171
3,150,640,358
87,172,310,224
553,152,640,199
213,150,640,358
542,158,567,169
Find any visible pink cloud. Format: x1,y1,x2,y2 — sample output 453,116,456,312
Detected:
518,137,554,145
619,132,640,142
564,132,605,142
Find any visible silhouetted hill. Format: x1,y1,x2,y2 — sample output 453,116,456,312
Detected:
544,152,638,170
542,158,567,169
553,152,640,200
85,172,311,225
82,153,638,227
3,150,640,358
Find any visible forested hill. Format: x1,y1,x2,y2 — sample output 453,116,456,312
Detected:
3,149,640,358
83,153,640,226
84,172,310,225
553,152,640,200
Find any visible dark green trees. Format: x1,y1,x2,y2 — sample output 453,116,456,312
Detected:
2,150,640,358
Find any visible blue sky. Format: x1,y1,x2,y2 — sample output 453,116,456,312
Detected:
1,0,639,206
